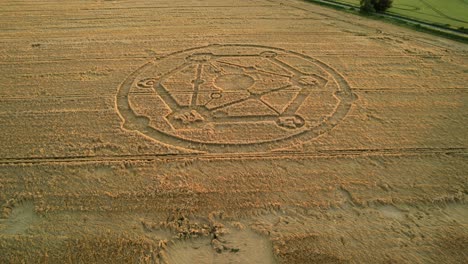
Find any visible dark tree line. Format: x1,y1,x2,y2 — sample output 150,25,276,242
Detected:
360,0,393,13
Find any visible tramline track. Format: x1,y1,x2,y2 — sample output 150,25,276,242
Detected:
0,147,465,165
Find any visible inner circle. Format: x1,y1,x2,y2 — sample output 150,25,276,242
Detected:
214,74,255,91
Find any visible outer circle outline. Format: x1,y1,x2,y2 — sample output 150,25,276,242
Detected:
116,44,356,153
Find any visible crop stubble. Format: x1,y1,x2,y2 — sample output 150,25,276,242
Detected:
0,0,467,263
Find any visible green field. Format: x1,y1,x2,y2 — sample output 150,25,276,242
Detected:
333,0,468,29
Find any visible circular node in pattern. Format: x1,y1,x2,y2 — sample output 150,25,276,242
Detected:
116,44,355,152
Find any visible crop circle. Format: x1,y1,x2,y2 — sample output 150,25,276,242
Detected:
116,44,355,152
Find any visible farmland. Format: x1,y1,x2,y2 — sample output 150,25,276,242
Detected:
0,0,467,263
329,0,468,29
